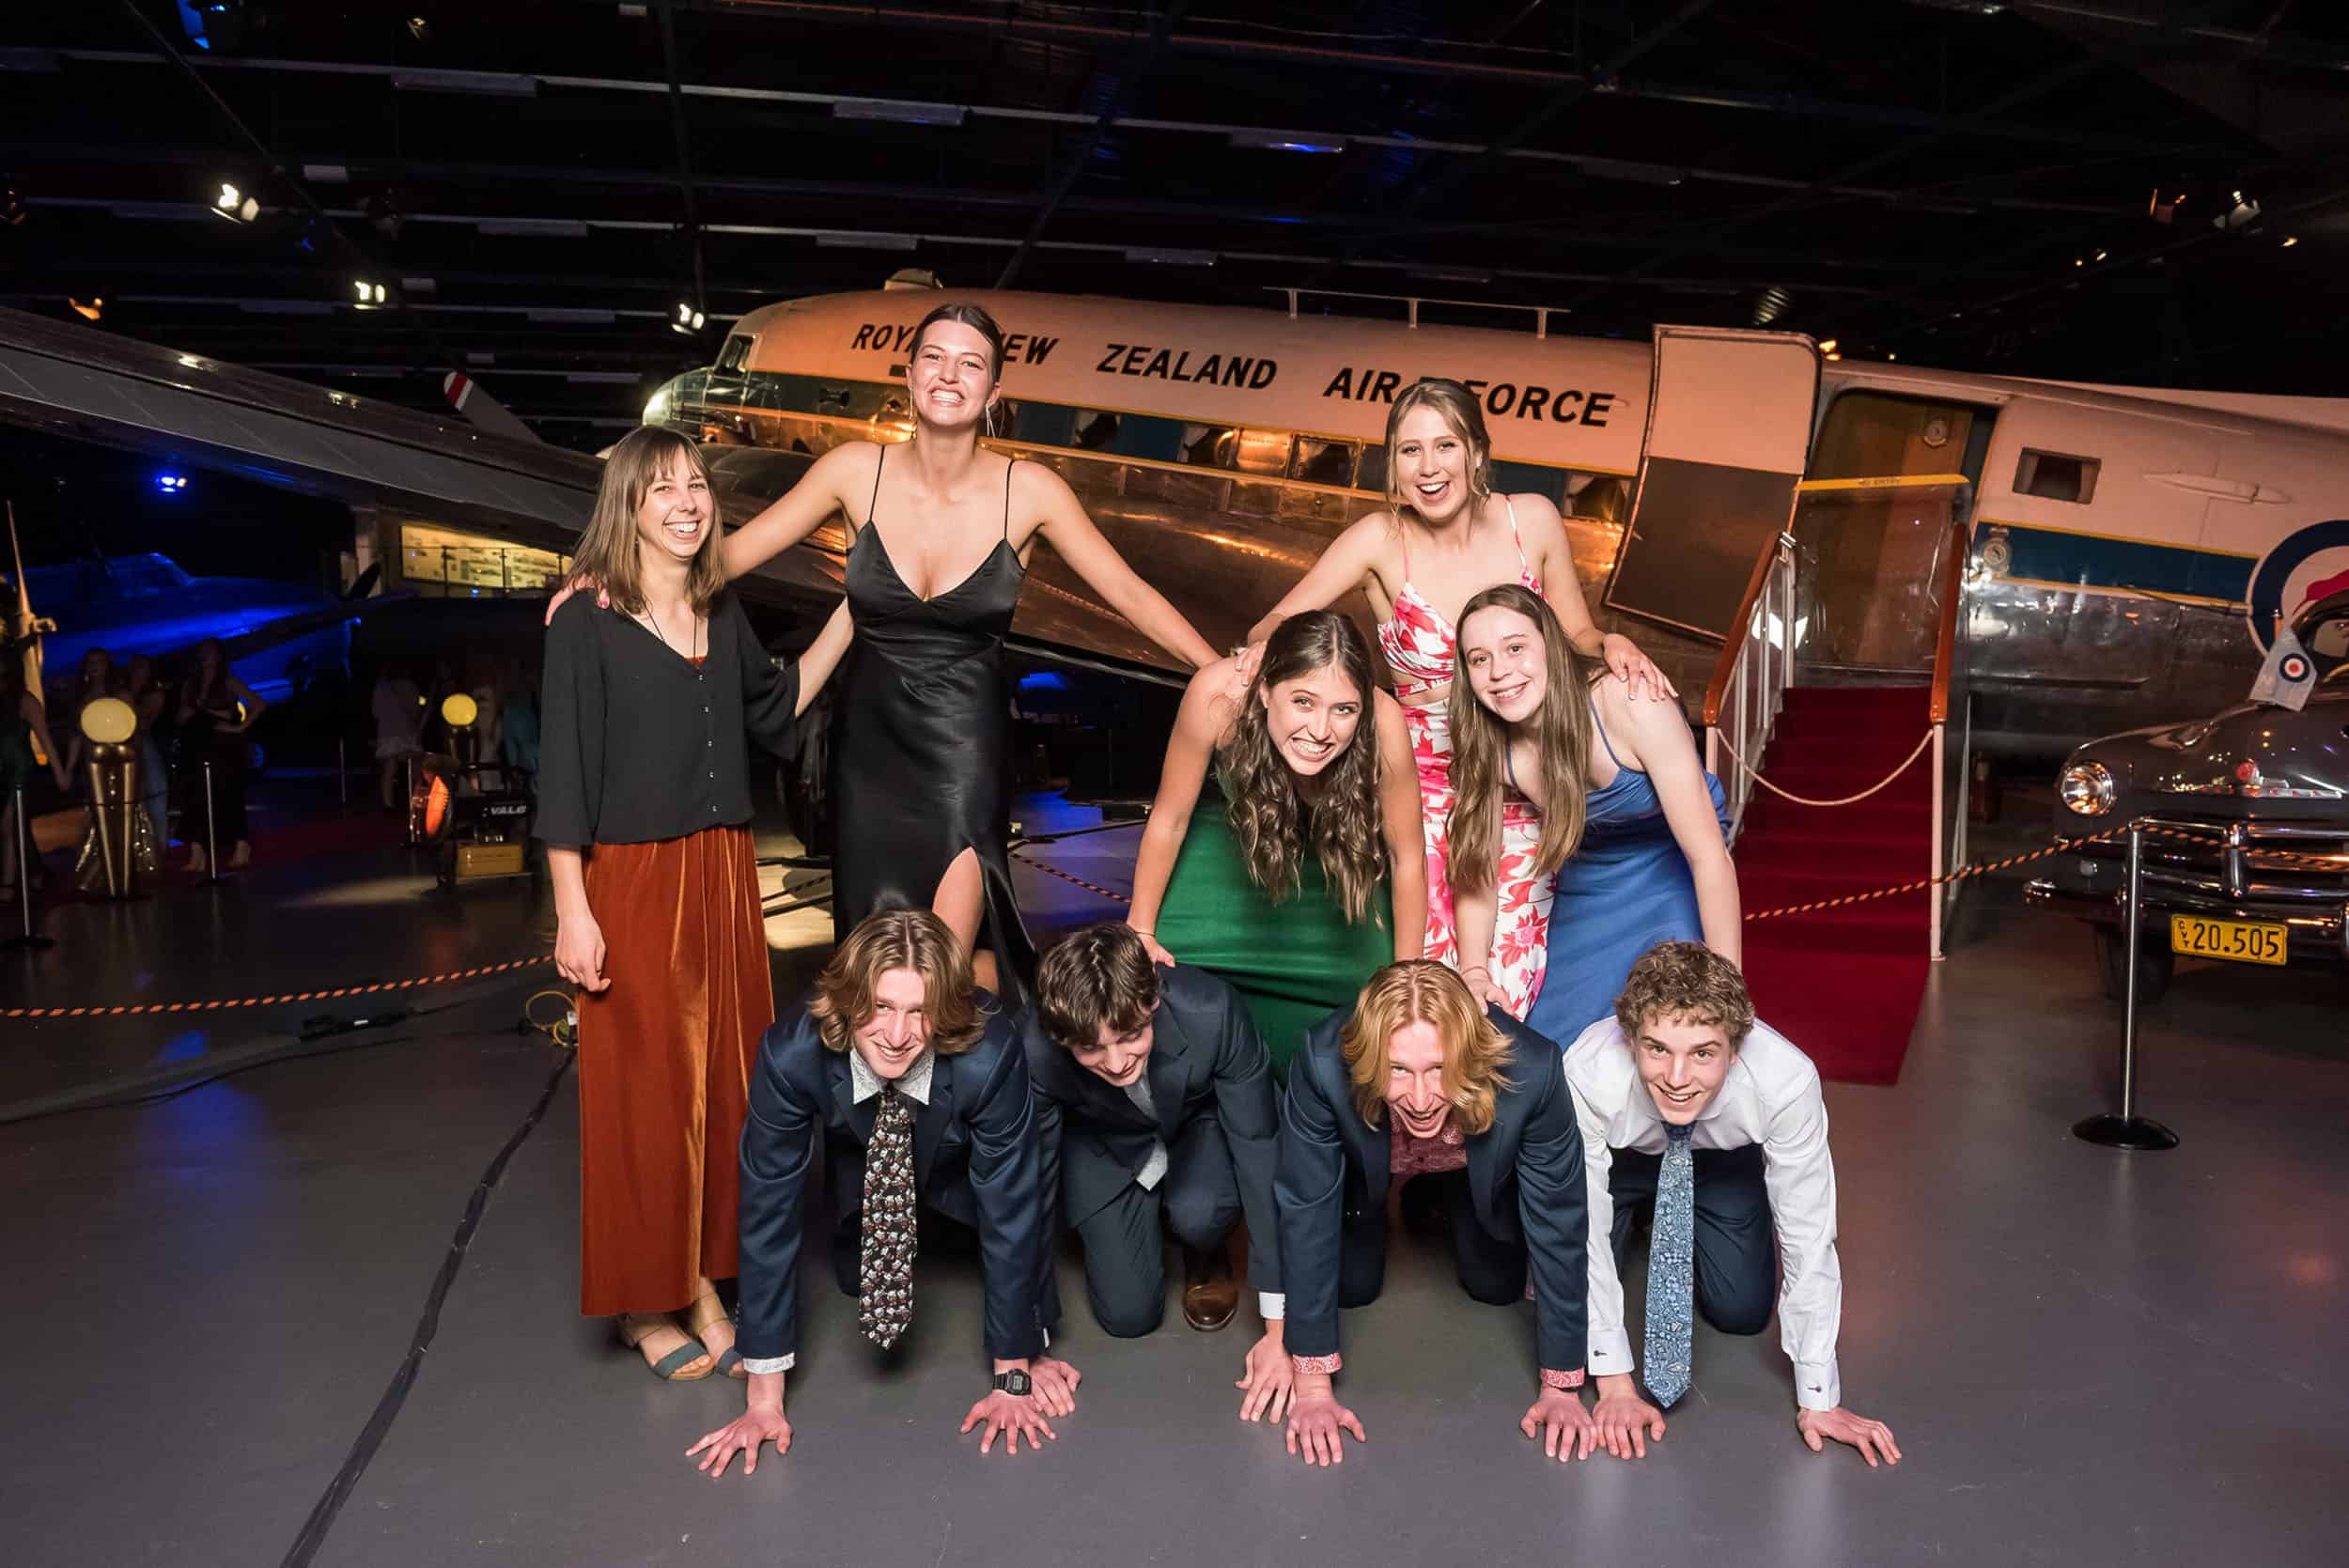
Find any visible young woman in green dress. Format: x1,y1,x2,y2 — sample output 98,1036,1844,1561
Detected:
1125,611,1426,1073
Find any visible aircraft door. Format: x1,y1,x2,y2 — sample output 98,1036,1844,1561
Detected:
1602,326,1820,639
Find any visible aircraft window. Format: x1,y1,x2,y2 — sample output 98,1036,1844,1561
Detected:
1292,438,1358,489
714,335,754,374
1491,460,1565,508
1072,410,1121,452
1233,428,1293,477
1015,402,1078,448
2015,448,2100,505
1180,424,1238,468
816,384,854,413
1358,443,1389,495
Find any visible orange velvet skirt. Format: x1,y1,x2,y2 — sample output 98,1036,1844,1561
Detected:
576,824,771,1316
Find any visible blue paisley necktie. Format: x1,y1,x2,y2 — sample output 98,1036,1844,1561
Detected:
1643,1122,1696,1407
859,1084,917,1350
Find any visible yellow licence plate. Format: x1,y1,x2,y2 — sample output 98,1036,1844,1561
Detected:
2170,914,2288,966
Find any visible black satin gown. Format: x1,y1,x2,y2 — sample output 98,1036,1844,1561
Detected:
831,491,1037,1003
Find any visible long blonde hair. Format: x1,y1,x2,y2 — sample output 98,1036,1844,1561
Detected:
568,426,728,618
1217,611,1388,924
1383,378,1493,522
1446,584,1603,894
1342,960,1513,1136
809,908,988,1057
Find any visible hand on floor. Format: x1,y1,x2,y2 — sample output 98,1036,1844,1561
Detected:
1797,1405,1901,1467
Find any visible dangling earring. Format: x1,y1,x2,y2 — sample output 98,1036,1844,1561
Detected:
985,402,1000,442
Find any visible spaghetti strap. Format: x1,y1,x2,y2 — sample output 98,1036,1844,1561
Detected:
1589,692,1626,769
1002,457,1015,542
1504,746,1519,793
1503,495,1530,575
865,442,886,532
1396,516,1413,582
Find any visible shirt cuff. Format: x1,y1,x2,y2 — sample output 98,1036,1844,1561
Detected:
1257,1292,1284,1322
1291,1352,1342,1375
1794,1358,1841,1413
1588,1330,1636,1378
1540,1368,1586,1390
739,1353,794,1375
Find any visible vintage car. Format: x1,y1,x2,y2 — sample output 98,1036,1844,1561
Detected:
2025,590,2349,1002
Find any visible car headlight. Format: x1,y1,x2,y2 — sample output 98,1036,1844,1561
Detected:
2060,759,2115,815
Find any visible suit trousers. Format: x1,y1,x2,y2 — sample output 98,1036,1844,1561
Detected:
1606,1141,1775,1336
1075,1115,1242,1338
1339,1169,1527,1313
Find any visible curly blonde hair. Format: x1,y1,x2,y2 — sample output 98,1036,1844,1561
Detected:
809,908,988,1056
1341,960,1513,1136
1613,940,1754,1047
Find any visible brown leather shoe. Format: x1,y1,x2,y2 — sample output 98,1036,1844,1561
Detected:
1180,1244,1238,1331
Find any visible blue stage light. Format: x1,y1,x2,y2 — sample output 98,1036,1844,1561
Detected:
156,474,189,494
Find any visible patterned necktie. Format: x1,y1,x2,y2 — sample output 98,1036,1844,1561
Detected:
859,1083,918,1350
1643,1122,1697,1408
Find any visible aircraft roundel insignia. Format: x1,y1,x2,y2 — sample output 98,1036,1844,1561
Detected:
2246,519,2349,650
2281,655,2310,682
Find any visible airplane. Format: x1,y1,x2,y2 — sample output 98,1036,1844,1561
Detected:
7,551,363,707
3,289,2344,763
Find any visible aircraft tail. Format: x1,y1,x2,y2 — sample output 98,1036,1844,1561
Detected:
441,371,540,444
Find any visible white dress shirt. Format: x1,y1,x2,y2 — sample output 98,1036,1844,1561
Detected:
740,1048,939,1376
1562,1016,1844,1411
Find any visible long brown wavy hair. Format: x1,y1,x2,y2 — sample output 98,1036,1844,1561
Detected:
567,426,728,619
1383,378,1493,522
809,908,988,1057
1343,960,1513,1136
1217,610,1387,925
1446,584,1603,895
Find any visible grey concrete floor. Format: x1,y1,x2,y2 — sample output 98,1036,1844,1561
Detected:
3,791,2344,1565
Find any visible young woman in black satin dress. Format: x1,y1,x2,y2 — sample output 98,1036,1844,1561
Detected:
702,303,1219,1001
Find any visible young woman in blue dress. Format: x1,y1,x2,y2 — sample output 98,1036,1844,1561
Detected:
1445,584,1737,1042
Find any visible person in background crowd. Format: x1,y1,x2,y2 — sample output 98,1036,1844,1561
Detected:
1272,960,1593,1468
59,645,120,784
122,654,171,849
370,660,425,814
0,657,71,902
537,425,851,1385
1563,942,1898,1467
176,638,263,872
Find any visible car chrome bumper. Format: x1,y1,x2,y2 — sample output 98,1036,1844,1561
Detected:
2025,876,2349,961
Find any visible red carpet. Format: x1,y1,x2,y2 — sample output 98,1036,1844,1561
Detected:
1734,686,1935,1086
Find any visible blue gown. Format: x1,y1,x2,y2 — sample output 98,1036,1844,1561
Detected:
1525,713,1730,1047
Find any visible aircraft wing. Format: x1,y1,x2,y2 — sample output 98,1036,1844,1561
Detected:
0,307,843,616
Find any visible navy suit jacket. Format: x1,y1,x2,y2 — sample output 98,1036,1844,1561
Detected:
1275,1004,1589,1375
735,1003,1048,1365
1017,964,1282,1330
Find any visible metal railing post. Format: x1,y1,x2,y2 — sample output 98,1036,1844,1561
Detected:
2074,824,2178,1150
197,760,230,886
3,787,55,950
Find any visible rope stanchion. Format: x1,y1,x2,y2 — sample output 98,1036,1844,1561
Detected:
3,786,54,953
1725,727,1936,809
0,955,553,1020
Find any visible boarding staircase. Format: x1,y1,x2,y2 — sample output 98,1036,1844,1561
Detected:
1703,483,1973,1085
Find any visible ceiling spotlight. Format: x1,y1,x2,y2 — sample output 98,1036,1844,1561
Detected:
69,296,102,321
211,181,259,224
353,278,390,309
1751,285,1793,327
406,15,431,42
2213,192,2261,232
1815,338,1839,355
671,301,707,334
2281,235,2299,248
2093,250,2107,261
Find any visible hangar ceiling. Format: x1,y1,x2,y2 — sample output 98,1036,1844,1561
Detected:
5,0,2345,451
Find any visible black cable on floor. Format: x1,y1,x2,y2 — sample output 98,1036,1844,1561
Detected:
279,1048,575,1568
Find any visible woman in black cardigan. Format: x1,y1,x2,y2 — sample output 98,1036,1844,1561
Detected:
538,426,849,1382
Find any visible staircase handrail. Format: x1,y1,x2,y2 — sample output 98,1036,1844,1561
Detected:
1929,513,1973,958
1701,529,1797,843
1930,515,1968,723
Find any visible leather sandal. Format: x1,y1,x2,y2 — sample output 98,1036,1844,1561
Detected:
617,1313,713,1382
682,1291,745,1379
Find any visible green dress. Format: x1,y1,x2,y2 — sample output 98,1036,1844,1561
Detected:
1153,782,1394,1078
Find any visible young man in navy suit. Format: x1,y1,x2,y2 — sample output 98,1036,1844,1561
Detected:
1274,960,1595,1467
1019,923,1295,1421
690,908,1080,1477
